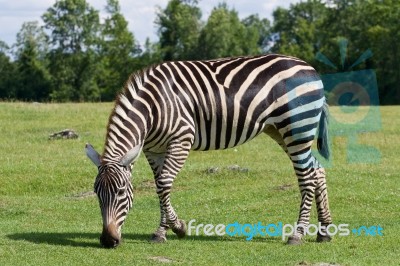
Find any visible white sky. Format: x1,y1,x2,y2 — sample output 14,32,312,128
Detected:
0,0,300,47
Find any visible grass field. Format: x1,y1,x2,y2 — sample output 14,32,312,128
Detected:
0,102,399,265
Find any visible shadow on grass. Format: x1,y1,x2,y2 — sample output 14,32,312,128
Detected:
7,232,284,248
7,232,150,248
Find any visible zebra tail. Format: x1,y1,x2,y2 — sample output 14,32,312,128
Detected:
317,101,330,160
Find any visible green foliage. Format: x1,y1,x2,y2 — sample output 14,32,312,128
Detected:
46,50,101,102
0,0,399,104
198,3,260,59
156,0,202,60
98,0,139,101
271,0,400,105
42,0,100,52
42,0,101,102
15,39,51,101
14,21,49,60
271,1,326,63
356,0,400,104
0,103,399,265
0,41,18,99
241,14,271,51
134,38,163,70
12,22,51,101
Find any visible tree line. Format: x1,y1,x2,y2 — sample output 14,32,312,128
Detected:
0,0,398,104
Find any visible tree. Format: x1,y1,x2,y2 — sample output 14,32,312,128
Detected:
14,21,49,60
42,0,101,101
197,3,259,59
316,0,400,104
135,38,162,69
271,0,327,63
42,0,100,53
362,0,400,104
155,0,202,60
241,14,271,53
99,0,139,100
0,41,17,99
13,21,51,101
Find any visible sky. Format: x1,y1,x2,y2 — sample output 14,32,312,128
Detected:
0,0,300,47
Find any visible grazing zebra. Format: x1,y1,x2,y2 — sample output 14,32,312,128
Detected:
86,54,332,248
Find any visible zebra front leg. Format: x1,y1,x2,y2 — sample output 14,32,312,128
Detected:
150,198,169,243
150,190,187,243
314,167,333,242
147,141,191,242
144,151,170,242
152,174,187,241
160,141,192,239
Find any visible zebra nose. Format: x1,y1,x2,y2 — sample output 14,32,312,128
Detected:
100,223,121,248
100,234,120,248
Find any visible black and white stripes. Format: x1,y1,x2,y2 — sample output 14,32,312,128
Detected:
86,54,332,247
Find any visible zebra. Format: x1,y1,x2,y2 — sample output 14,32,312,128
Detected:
85,54,332,248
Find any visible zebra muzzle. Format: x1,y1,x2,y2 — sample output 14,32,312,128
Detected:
100,222,121,248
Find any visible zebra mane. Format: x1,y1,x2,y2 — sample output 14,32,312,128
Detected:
116,62,162,100
102,69,147,161
114,66,152,110
123,70,145,97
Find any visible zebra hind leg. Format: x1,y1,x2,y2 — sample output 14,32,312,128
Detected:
263,126,305,244
265,125,325,244
286,151,319,245
263,125,289,154
314,167,333,242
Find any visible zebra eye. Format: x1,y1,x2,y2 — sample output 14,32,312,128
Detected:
117,187,126,197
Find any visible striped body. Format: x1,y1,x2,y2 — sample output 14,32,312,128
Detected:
104,54,324,155
86,54,332,247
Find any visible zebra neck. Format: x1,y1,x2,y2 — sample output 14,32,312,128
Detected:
101,70,152,164
101,104,147,164
102,137,143,164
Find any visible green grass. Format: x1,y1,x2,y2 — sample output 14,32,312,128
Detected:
0,102,399,265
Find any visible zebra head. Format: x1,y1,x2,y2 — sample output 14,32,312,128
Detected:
85,144,141,248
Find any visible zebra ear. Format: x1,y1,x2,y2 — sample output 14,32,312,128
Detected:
120,145,142,167
85,143,101,167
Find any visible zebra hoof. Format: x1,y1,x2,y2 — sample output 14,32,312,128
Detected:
171,219,187,238
316,233,332,243
150,233,167,243
287,235,302,245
